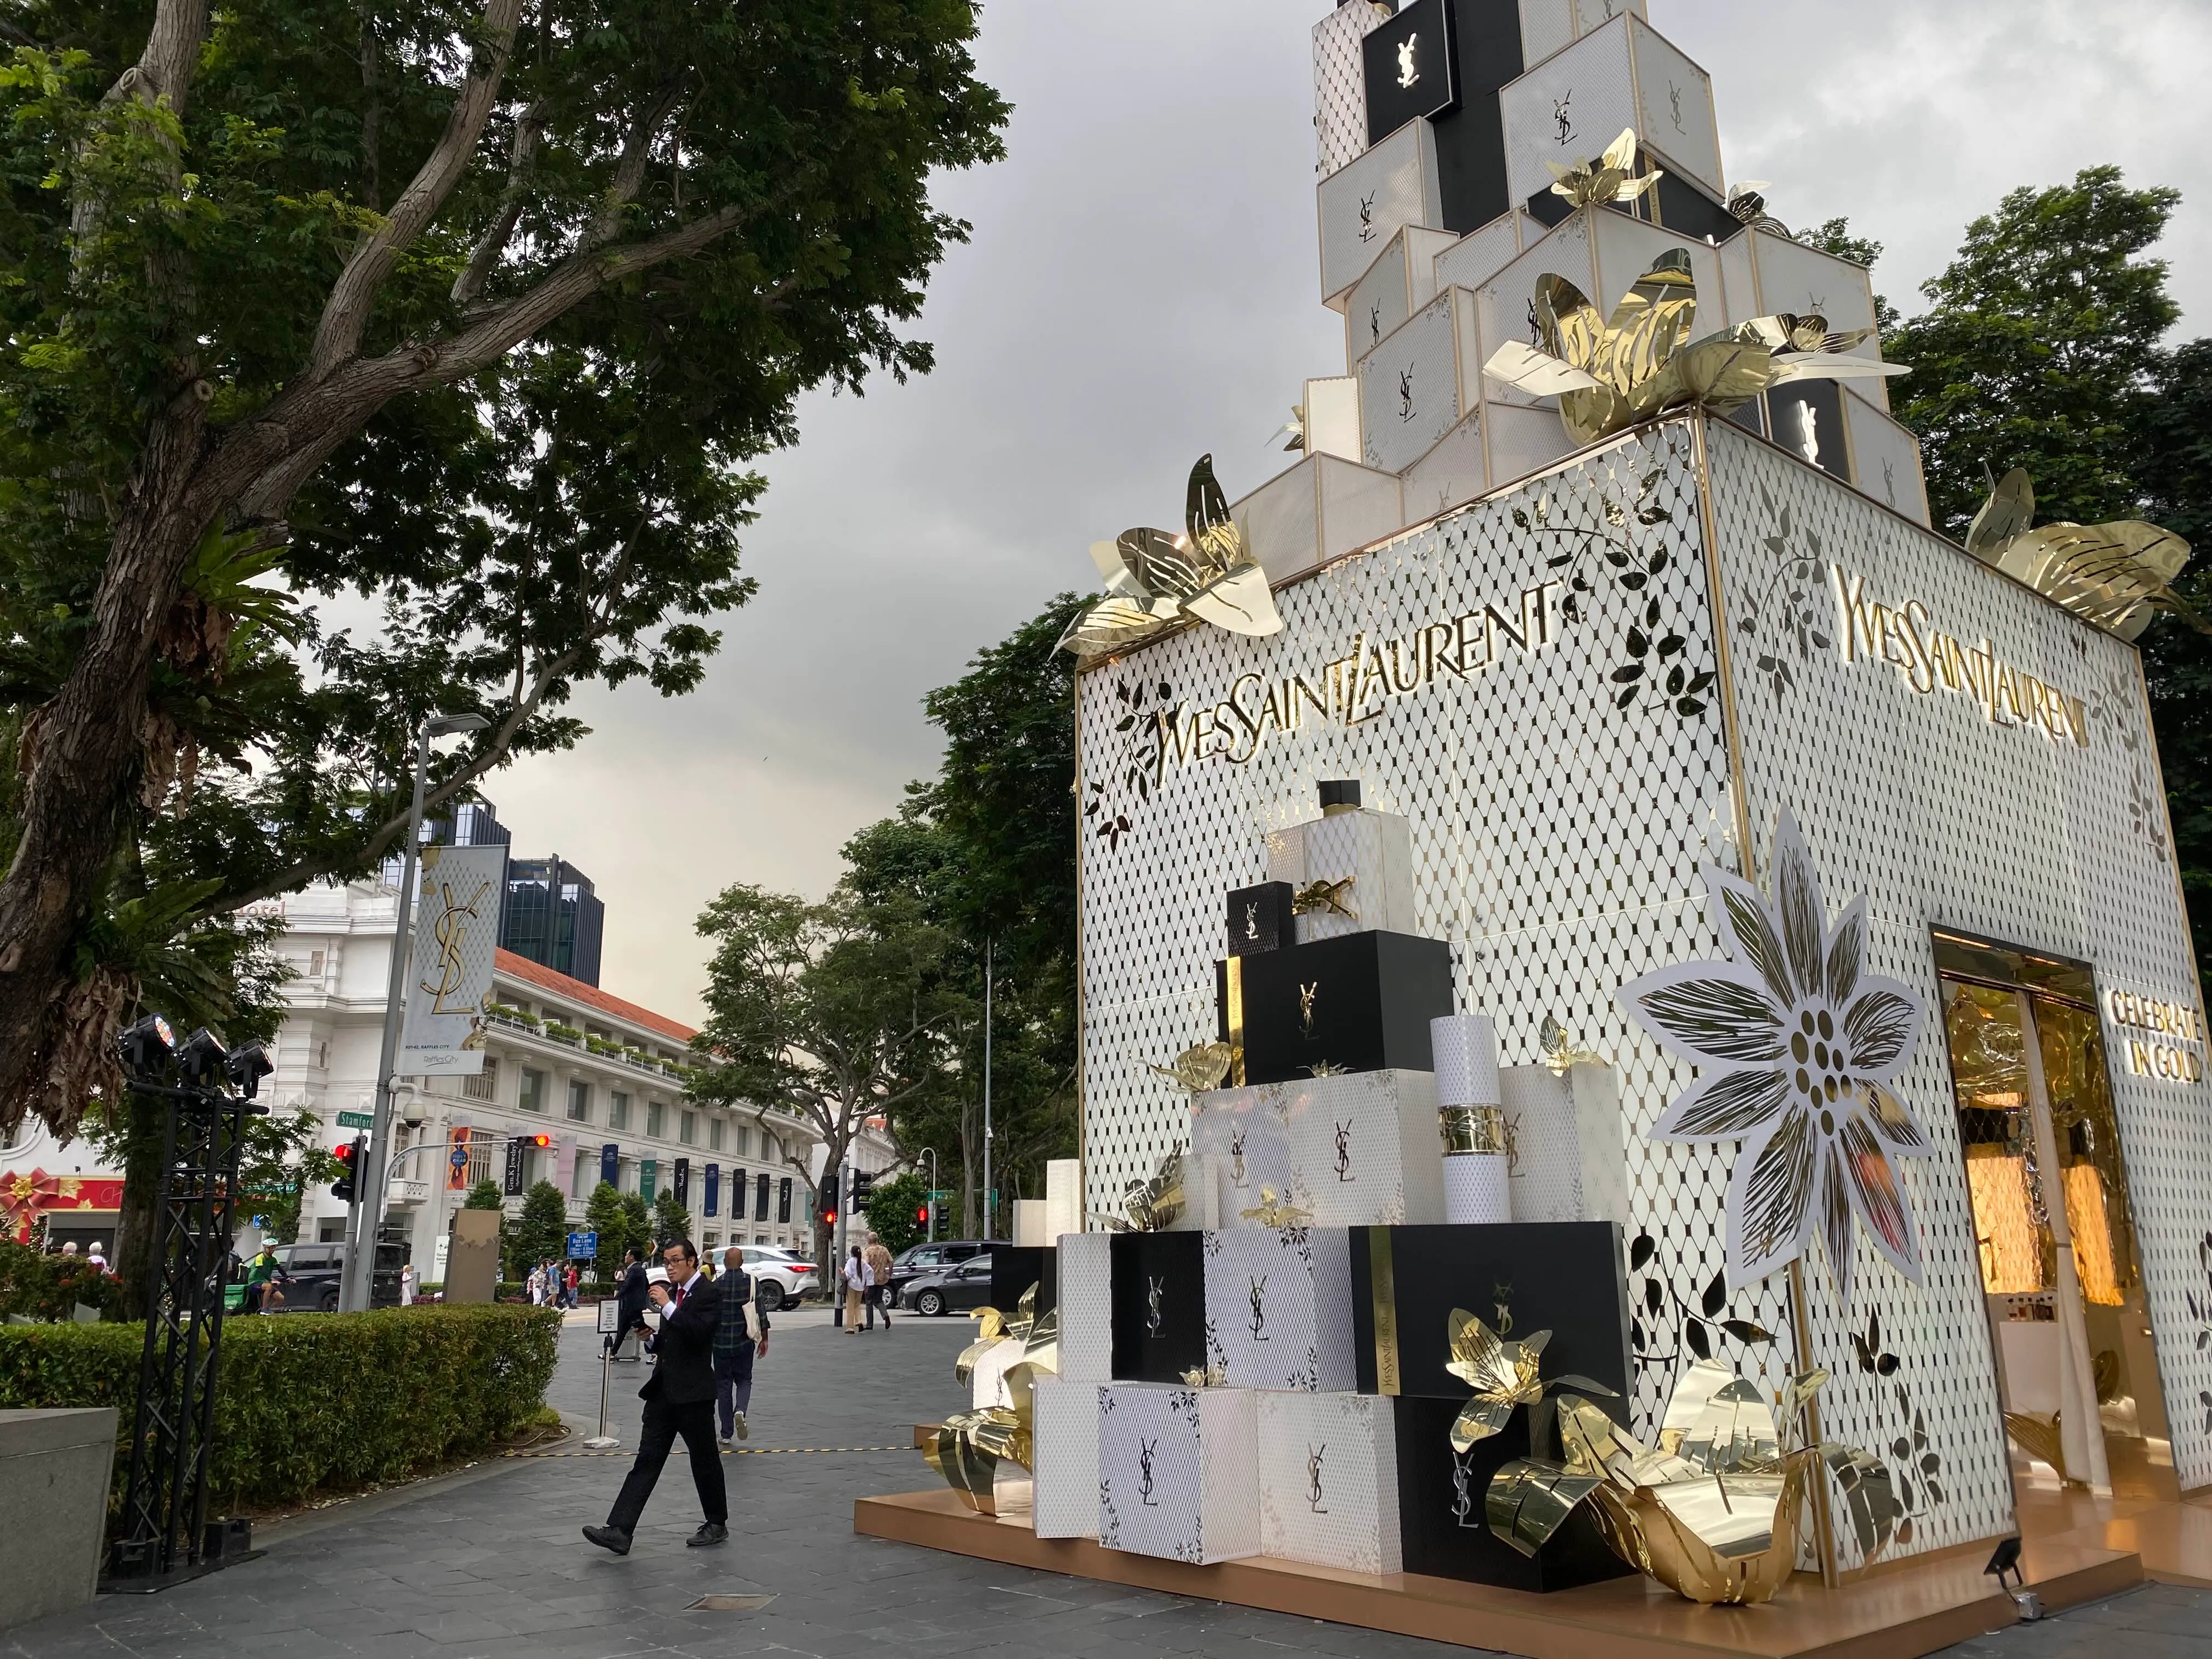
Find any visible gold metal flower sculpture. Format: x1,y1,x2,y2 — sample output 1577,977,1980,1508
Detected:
1547,128,1663,212
928,1292,1058,1515
1963,465,2203,641
1444,1308,1617,1455
1086,1146,1190,1232
1057,455,1285,661
1238,1186,1313,1227
1482,251,1906,447
1538,1013,1607,1074
1147,1042,1236,1095
1535,1361,1901,1605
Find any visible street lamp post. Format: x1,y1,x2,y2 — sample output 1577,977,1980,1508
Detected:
341,711,488,1314
981,937,993,1242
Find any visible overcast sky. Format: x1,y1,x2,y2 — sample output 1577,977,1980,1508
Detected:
483,0,2212,1024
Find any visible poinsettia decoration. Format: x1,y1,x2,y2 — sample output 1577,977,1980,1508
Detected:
1617,809,1931,1302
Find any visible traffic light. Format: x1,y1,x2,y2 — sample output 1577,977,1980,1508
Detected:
916,1201,930,1227
851,1169,875,1204
817,1172,838,1225
523,1133,551,1149
331,1135,365,1202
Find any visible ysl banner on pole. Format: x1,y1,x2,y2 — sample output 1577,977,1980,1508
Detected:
399,843,506,1076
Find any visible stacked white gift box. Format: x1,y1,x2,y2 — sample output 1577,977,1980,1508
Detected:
1231,0,1931,588
1022,779,1633,1583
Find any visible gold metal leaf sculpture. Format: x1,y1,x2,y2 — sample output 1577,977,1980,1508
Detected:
1147,1041,1236,1095
1482,251,1908,447
1547,128,1663,212
1238,1186,1313,1227
1057,455,1285,661
1963,466,2203,641
926,1295,1059,1515
1537,1013,1607,1074
1511,1361,1903,1604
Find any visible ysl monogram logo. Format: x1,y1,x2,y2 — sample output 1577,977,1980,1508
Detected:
1299,981,1319,1038
1307,1442,1329,1513
1248,1275,1268,1341
1493,1282,1515,1337
1139,1438,1159,1506
1881,457,1897,505
1451,1449,1477,1527
1243,901,1260,941
1526,296,1541,346
1795,403,1822,469
1368,299,1381,347
1228,1126,1248,1186
1397,365,1415,422
1396,35,1419,88
1334,1120,1355,1182
1357,190,1376,242
1146,1276,1165,1337
1553,90,1575,146
1668,81,1684,132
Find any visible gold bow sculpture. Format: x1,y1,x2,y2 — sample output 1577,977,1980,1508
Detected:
1147,1041,1236,1095
1509,1361,1901,1604
1547,128,1663,212
1963,466,2203,641
1482,251,1907,448
927,1290,1059,1515
1238,1186,1313,1227
1086,1146,1189,1232
1057,455,1285,661
1290,877,1357,918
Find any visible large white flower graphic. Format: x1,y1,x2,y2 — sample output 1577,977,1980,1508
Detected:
1617,809,1931,1302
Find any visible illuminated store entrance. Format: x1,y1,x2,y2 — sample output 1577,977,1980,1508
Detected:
1935,931,2179,1503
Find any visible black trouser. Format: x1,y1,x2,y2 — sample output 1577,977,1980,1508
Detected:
865,1284,888,1329
606,1396,726,1532
714,1345,755,1438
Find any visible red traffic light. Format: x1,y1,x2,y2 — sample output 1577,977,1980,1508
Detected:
525,1133,551,1148
916,1204,929,1224
334,1143,354,1161
822,1210,837,1226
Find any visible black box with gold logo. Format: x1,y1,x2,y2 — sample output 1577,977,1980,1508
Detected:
1108,1231,1206,1383
1216,930,1453,1085
988,1244,1056,1322
1347,1222,1630,1397
1225,881,1297,957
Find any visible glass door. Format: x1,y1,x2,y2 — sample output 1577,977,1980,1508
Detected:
1934,932,2177,1502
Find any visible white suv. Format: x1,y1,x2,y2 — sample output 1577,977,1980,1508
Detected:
730,1245,817,1312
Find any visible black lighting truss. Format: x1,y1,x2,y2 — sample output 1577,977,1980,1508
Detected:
106,1073,264,1585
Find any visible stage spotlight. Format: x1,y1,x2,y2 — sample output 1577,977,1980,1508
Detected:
174,1028,227,1090
119,1014,176,1080
223,1042,273,1100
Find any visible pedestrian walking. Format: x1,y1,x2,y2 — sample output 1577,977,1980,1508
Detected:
842,1245,870,1335
399,1261,418,1305
864,1233,894,1330
713,1245,770,1446
583,1239,727,1555
564,1262,580,1308
87,1240,108,1273
612,1247,650,1362
526,1262,545,1305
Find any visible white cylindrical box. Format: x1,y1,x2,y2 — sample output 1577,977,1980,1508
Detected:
1431,1013,1500,1106
1443,1152,1511,1224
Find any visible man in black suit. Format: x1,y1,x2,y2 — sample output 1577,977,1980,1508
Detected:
583,1240,729,1553
610,1248,650,1363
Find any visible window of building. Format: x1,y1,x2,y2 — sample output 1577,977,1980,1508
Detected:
609,1091,629,1131
517,1068,546,1113
466,1135,494,1187
463,1056,498,1102
733,1125,751,1157
308,949,325,977
316,1041,329,1070
567,1080,591,1122
679,1110,696,1146
571,1154,595,1199
708,1118,724,1153
647,1101,665,1139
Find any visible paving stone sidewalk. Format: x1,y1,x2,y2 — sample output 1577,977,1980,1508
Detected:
5,1307,2204,1659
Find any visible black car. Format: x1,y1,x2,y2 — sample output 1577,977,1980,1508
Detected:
899,1255,998,1316
253,1241,404,1311
884,1239,988,1304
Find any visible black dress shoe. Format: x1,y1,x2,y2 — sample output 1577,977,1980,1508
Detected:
582,1525,632,1555
687,1522,730,1548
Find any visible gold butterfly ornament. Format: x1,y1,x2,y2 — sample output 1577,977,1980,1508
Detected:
1057,455,1286,662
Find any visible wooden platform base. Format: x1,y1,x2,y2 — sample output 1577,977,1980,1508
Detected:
854,1488,2142,1659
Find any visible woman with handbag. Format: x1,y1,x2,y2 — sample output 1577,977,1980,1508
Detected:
713,1246,770,1446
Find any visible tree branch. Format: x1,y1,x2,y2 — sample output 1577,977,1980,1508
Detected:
309,0,527,381
451,98,545,305
584,81,689,252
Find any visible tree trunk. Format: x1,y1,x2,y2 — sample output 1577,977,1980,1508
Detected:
957,1094,978,1240
0,402,212,1131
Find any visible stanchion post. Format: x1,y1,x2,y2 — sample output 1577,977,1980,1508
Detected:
585,1299,621,1449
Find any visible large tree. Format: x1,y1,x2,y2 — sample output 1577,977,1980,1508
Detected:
687,882,956,1276
0,0,1007,1138
1886,166,2180,536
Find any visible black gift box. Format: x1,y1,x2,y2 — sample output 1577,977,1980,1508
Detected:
1362,0,1458,145
1349,1222,1630,1397
1217,930,1453,1085
1108,1231,1206,1383
1391,1395,1635,1592
1226,881,1298,957
989,1245,1056,1321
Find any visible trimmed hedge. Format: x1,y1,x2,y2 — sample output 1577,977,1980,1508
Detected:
0,1304,560,1514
